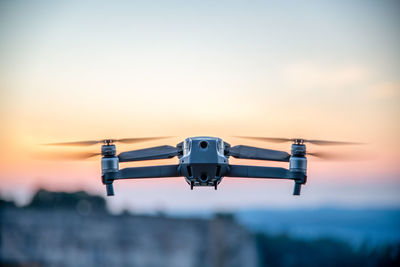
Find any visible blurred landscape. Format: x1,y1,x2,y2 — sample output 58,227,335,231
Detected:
1,189,399,267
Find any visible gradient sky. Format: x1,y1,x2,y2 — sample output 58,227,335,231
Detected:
1,0,399,213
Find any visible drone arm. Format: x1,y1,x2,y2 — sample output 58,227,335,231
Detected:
118,145,179,162
226,165,292,179
102,164,180,196
225,165,306,195
116,164,181,179
228,145,290,162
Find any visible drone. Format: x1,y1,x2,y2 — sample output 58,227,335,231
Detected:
44,136,361,196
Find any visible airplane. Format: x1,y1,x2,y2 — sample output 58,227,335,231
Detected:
44,136,361,196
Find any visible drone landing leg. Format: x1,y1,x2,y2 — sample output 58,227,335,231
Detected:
106,183,114,196
293,182,302,195
190,181,194,190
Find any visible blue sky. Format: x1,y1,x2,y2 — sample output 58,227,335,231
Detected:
0,0,399,212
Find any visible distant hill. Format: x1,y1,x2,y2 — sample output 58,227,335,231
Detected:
235,208,400,247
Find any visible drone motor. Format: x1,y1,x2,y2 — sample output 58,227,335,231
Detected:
289,143,307,195
101,144,119,196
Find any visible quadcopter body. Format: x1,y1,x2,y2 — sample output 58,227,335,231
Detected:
179,137,228,188
44,135,361,197
100,136,307,196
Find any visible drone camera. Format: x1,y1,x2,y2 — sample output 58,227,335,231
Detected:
200,141,208,149
200,173,208,182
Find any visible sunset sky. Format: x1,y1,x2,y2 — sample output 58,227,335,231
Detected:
1,0,399,213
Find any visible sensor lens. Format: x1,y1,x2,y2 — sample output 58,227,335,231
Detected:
200,174,208,182
200,141,208,149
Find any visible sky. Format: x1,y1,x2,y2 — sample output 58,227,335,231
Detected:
0,0,399,213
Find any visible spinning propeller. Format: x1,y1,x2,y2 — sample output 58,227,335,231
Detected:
37,137,172,160
44,137,170,146
233,136,364,161
235,136,363,145
36,135,365,162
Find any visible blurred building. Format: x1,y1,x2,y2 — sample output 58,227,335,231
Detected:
0,190,258,267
